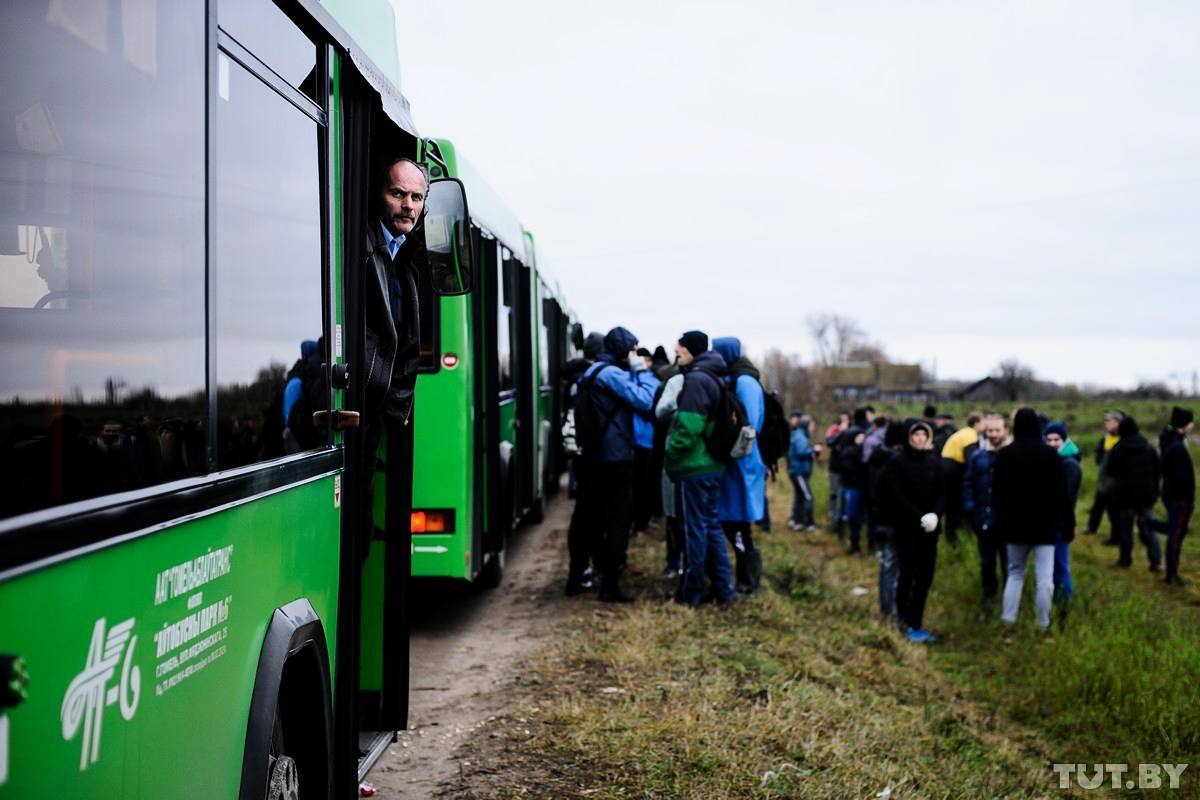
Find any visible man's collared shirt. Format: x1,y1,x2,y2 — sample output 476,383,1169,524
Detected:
378,220,407,334
379,220,406,260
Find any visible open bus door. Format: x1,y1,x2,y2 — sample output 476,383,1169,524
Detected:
336,76,473,790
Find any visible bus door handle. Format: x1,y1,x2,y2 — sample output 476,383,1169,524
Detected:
313,409,361,430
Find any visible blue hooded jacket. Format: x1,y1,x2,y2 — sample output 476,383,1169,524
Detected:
788,426,814,477
579,326,656,464
712,337,765,522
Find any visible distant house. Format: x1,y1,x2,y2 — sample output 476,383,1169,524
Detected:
956,376,1007,403
822,362,929,403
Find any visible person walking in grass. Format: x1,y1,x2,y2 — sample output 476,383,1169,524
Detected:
787,412,816,531
825,410,850,531
879,420,946,643
1158,407,1195,586
868,421,907,623
664,331,736,607
1106,415,1162,572
993,408,1069,634
1043,421,1081,622
940,411,986,546
1086,410,1124,543
962,413,1010,615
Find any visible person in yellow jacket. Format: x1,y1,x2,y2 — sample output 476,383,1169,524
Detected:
940,411,986,543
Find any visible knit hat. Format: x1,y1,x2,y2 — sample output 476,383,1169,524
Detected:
678,330,708,357
1044,421,1068,441
1171,406,1194,429
582,332,604,359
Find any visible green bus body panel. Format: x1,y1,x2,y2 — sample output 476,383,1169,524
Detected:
0,478,340,796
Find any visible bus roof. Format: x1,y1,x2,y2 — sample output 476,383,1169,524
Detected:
433,139,528,261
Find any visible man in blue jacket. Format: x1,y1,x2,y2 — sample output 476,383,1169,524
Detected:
576,327,657,602
787,412,815,530
713,337,766,594
963,413,1010,612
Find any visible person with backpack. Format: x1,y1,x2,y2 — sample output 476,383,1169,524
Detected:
653,358,686,580
563,332,605,595
962,413,1010,614
1106,415,1162,572
570,326,657,602
664,330,736,607
878,420,946,643
787,412,816,531
712,337,767,595
868,421,907,622
1158,407,1194,586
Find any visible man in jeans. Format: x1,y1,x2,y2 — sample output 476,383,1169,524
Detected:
664,330,735,606
787,412,816,530
962,413,1010,614
1106,415,1162,572
1158,407,1194,585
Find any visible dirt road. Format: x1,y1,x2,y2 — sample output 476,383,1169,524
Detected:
363,494,574,798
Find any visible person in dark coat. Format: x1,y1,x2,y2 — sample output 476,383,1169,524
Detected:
833,408,870,552
962,413,1010,612
575,326,657,602
993,408,1068,631
878,420,946,643
1044,421,1081,618
1086,410,1124,542
1106,415,1162,571
868,421,907,622
1158,407,1195,585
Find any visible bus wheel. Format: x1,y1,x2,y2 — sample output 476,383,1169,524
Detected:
267,754,299,800
477,548,505,590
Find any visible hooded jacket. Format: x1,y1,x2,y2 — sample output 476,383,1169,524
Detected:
1106,417,1160,509
579,327,656,464
713,337,765,522
664,350,727,479
788,425,814,478
1158,428,1194,504
962,434,1010,532
992,408,1069,545
877,421,946,535
866,422,907,526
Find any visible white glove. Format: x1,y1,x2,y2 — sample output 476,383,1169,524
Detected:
920,513,938,533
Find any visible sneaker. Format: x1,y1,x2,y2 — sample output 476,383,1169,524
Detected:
805,525,820,533
1149,563,1162,573
564,577,596,596
598,588,635,603
1112,559,1132,569
658,566,682,580
788,520,801,531
904,628,933,644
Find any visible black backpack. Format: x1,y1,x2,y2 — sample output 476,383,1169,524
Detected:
574,365,618,460
705,379,749,463
757,390,791,477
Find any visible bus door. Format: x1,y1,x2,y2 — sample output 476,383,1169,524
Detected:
512,261,536,518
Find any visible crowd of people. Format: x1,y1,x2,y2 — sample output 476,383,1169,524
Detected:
558,326,1196,644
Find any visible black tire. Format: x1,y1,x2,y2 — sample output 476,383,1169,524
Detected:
477,548,505,590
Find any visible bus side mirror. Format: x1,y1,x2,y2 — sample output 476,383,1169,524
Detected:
424,178,472,296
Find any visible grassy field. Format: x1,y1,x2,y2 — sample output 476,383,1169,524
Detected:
456,399,1200,799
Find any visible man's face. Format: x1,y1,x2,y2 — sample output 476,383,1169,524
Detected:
985,419,1007,448
675,342,694,366
865,409,875,423
838,413,850,428
1045,432,1064,451
790,415,801,430
1104,416,1119,434
380,161,427,237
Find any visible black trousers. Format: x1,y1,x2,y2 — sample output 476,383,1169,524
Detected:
974,525,1008,601
1087,490,1118,535
896,531,939,630
567,458,599,582
593,460,635,590
632,446,654,532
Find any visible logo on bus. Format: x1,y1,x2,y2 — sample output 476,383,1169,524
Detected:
60,617,141,770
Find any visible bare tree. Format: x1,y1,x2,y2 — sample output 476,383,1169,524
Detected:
807,313,868,367
993,359,1036,401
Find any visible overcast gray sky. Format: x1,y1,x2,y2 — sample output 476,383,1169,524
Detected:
394,1,1199,391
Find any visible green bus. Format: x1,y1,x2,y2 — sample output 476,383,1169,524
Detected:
410,140,582,588
0,1,471,796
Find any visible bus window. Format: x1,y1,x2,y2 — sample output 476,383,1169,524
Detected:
496,247,514,393
215,52,324,468
0,3,207,519
217,0,319,105
538,285,552,388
